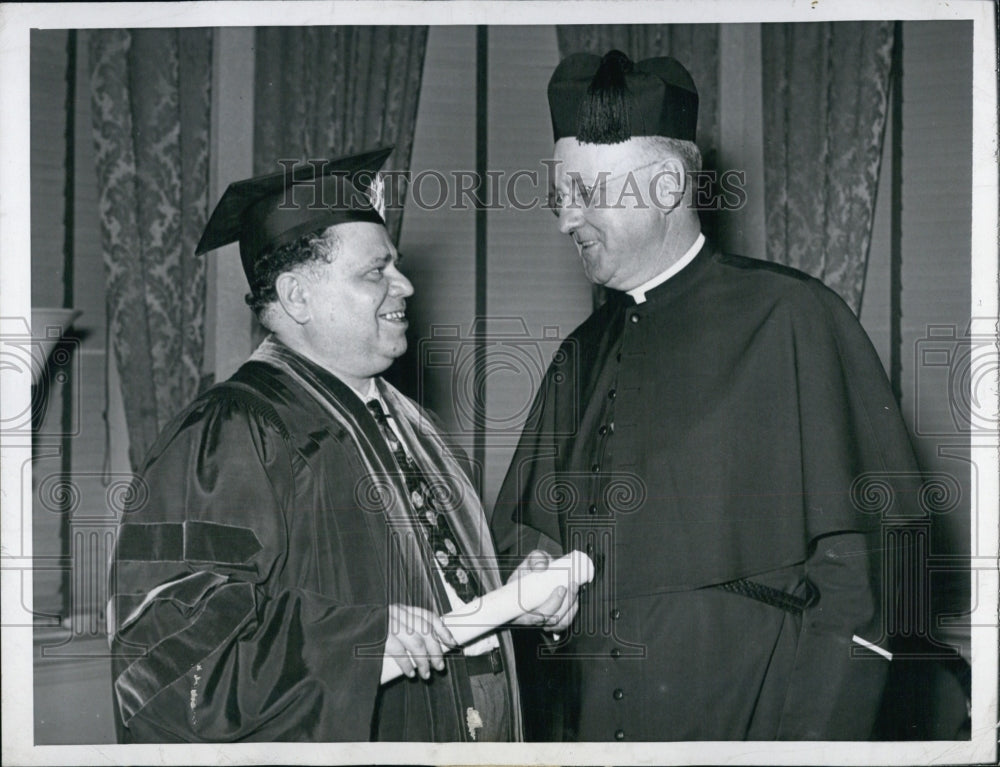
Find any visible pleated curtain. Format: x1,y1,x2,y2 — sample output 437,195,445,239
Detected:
253,26,429,245
761,22,895,314
89,29,212,471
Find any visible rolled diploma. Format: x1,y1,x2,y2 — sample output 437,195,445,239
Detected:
380,550,594,684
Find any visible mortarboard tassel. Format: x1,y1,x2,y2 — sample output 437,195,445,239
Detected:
367,171,386,221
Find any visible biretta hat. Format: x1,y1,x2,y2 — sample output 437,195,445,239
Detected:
548,50,698,144
196,146,393,283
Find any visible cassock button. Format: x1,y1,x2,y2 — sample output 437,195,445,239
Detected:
598,424,608,436
610,608,621,620
608,388,616,400
610,647,621,659
588,504,598,515
630,314,641,324
613,688,624,700
615,728,626,740
591,464,600,473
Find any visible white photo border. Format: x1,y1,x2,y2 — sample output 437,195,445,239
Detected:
2,1,996,765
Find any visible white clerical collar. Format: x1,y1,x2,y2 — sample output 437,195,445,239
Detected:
626,232,705,305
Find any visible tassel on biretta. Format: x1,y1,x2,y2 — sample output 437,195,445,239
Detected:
547,49,699,145
577,49,634,144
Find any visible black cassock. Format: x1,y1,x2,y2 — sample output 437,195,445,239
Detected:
492,242,922,741
110,339,521,742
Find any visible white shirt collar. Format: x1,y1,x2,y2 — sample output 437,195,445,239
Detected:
626,232,705,305
359,378,379,403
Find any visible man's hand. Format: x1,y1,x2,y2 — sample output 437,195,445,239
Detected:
508,549,581,633
385,604,458,680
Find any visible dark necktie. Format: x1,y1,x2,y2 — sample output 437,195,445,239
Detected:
366,399,482,602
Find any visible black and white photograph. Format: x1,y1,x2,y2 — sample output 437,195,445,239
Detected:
1,1,997,764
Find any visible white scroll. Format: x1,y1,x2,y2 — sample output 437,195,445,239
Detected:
380,550,595,684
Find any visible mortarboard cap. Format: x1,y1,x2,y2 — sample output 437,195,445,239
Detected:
196,146,393,283
548,50,698,144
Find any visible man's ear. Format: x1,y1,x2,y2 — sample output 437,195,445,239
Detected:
651,156,686,213
274,271,310,325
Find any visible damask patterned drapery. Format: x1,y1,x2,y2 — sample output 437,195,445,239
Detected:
89,29,212,471
253,26,429,245
762,22,895,314
555,25,720,170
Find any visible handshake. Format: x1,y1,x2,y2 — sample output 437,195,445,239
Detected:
383,550,594,682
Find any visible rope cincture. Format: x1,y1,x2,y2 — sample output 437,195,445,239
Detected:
714,577,818,615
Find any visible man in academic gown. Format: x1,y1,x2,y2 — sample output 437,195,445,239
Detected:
491,51,922,741
108,148,566,742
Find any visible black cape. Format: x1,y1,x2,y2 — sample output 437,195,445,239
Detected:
492,242,922,740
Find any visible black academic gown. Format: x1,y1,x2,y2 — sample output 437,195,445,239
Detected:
110,346,519,742
492,242,922,741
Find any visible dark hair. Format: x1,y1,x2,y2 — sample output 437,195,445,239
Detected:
244,228,339,317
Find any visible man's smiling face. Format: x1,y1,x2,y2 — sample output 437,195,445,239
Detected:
298,221,414,390
551,137,670,291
